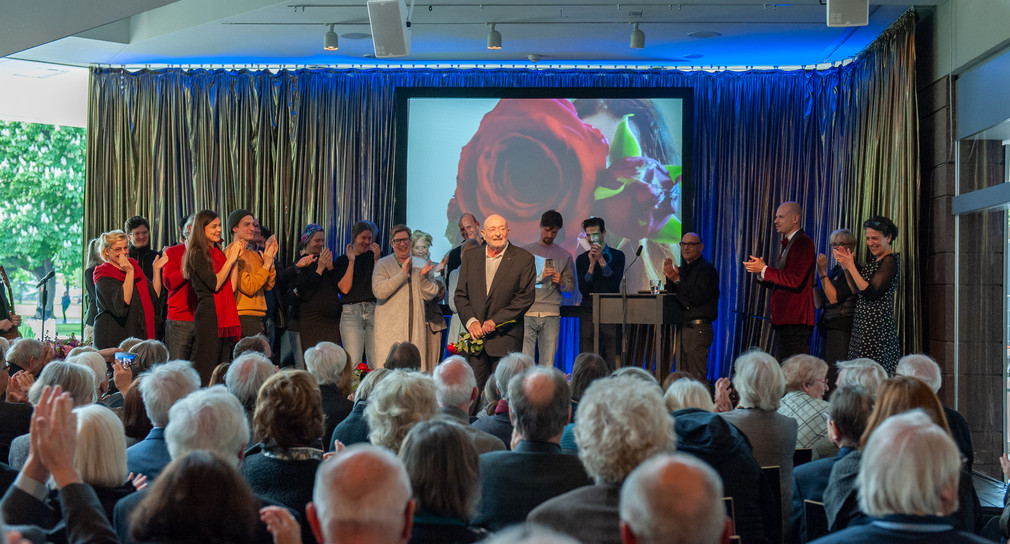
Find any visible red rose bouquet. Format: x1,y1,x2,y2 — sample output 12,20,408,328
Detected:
447,320,517,356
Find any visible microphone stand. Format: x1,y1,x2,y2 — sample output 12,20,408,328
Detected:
620,245,643,367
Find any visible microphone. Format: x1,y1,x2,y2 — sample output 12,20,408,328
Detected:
624,244,644,277
35,270,55,288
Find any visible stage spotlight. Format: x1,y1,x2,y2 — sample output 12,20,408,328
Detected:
630,22,645,49
324,24,339,51
487,23,502,50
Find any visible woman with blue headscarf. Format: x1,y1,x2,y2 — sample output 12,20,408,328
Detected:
283,224,342,366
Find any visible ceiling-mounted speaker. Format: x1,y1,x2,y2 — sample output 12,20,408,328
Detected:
826,0,868,27
367,0,411,57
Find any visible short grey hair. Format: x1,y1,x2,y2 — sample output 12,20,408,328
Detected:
165,385,250,465
225,352,276,410
304,342,348,386
575,376,675,484
432,356,475,407
67,352,108,392
494,352,534,399
366,371,438,452
312,445,413,540
138,361,201,427
355,367,391,404
664,379,714,412
74,404,128,488
836,358,887,398
129,340,170,376
732,350,785,411
620,453,727,544
508,366,570,442
28,361,96,406
781,354,828,392
858,410,961,517
6,338,43,371
895,354,942,393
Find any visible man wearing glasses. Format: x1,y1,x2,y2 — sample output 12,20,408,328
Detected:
663,232,719,384
454,214,536,391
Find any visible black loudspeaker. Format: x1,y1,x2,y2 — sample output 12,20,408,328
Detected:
826,0,868,27
367,0,411,57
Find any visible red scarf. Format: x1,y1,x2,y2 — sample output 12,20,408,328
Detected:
93,259,155,339
210,247,242,341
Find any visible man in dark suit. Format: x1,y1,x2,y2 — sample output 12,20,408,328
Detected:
895,354,974,472
454,214,536,391
790,385,873,544
744,201,816,360
473,366,590,530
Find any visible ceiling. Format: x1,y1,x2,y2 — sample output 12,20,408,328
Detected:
5,0,938,69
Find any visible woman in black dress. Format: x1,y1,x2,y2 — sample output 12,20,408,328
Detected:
83,237,102,343
833,216,900,374
815,228,858,374
292,223,342,354
93,230,165,349
183,210,243,384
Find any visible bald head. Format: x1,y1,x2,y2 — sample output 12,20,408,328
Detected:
620,454,729,544
508,366,570,442
774,202,802,235
433,356,478,410
308,445,414,544
482,214,509,252
458,213,480,241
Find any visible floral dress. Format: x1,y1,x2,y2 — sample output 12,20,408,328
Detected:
847,253,900,374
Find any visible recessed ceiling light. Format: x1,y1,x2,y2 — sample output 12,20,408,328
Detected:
342,33,371,40
688,31,721,39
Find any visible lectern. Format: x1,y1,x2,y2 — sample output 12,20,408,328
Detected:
592,293,683,377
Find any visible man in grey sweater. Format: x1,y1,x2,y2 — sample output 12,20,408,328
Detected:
522,210,576,366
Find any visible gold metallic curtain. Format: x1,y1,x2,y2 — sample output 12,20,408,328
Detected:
85,11,921,375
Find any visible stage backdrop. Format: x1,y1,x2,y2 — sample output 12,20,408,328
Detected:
84,12,920,378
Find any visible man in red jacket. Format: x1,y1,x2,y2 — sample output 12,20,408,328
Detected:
744,201,816,360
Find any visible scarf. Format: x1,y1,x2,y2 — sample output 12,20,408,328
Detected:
210,247,242,341
93,259,155,339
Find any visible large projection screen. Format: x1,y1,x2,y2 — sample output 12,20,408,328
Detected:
395,88,693,299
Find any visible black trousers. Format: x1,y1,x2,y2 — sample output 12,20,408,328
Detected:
774,324,813,362
676,321,713,384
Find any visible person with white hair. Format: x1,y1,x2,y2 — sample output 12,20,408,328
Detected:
619,453,732,544
365,370,438,453
811,410,988,543
6,338,53,376
528,375,675,544
433,355,506,453
125,360,201,481
895,353,973,471
835,358,887,397
778,354,833,456
473,366,591,531
308,444,415,544
67,352,110,400
305,341,354,441
225,351,277,427
473,351,534,448
719,350,797,539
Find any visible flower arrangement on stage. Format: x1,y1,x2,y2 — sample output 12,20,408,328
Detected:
447,320,516,356
46,333,86,360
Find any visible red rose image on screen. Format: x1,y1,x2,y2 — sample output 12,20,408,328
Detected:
592,156,679,241
447,99,608,246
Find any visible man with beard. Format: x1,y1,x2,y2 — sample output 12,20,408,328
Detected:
522,210,576,367
454,214,536,391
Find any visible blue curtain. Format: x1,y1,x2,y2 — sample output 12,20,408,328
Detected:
86,13,920,378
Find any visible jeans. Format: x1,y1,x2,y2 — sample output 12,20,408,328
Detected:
522,315,560,366
339,302,376,368
165,319,195,362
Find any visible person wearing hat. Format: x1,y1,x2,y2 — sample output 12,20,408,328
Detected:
280,223,342,368
228,209,278,338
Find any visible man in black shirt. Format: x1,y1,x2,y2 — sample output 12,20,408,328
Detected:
576,217,625,368
664,232,719,384
443,213,482,280
125,215,158,281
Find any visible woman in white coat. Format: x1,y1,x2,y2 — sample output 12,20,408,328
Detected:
372,224,442,370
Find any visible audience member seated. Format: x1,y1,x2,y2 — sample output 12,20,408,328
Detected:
0,386,120,544
719,350,798,540
307,445,415,544
67,351,111,403
226,351,277,428
399,418,489,543
483,524,580,544
305,342,354,442
790,385,873,544
433,356,506,453
126,361,200,481
473,366,591,530
778,354,835,459
667,378,771,544
209,361,230,386
129,451,261,543
9,361,96,469
365,370,438,453
6,338,53,377
811,411,990,544
243,370,324,544
0,349,31,463
127,339,170,378
619,453,732,544
529,374,675,544
330,367,390,449
477,373,501,419
834,358,886,397
822,376,981,533
113,386,284,544
895,353,973,472
234,333,272,359
118,337,143,353
120,378,152,447
473,352,534,449
384,342,422,371
560,352,610,453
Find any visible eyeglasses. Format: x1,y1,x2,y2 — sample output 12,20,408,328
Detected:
830,242,853,248
391,238,411,245
680,242,701,247
484,226,508,235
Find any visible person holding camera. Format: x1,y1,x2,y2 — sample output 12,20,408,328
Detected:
576,217,624,368
521,210,576,367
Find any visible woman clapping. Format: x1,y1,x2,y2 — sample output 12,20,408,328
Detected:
93,230,165,349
